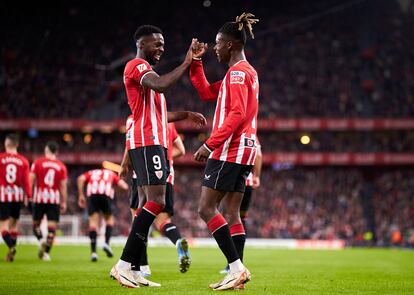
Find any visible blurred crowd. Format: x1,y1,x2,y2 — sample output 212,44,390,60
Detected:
1,0,414,119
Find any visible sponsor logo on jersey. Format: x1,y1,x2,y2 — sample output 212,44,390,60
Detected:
204,174,211,180
230,71,245,84
244,138,256,148
137,63,148,73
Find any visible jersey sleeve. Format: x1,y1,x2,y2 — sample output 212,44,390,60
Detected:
130,60,153,85
83,171,91,182
205,70,249,150
189,60,221,101
61,164,68,181
112,172,119,186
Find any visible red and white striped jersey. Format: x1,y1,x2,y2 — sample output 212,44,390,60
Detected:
83,169,119,199
190,60,259,165
124,58,168,149
166,123,179,185
31,157,67,204
0,153,31,202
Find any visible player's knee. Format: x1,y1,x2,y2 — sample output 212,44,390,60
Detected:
198,204,214,221
0,223,8,232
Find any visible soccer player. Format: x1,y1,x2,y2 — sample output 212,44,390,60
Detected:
190,13,259,290
110,25,197,288
31,141,67,261
120,111,205,278
77,168,128,262
0,134,31,262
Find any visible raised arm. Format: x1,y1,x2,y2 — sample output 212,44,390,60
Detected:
141,39,196,93
189,60,221,101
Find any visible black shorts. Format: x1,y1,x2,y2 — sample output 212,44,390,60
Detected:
87,195,113,215
202,159,252,193
130,179,174,215
240,185,253,213
0,202,22,220
129,145,170,186
129,178,139,210
33,203,60,222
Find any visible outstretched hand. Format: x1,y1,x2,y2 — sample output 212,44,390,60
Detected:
184,38,198,64
192,40,208,59
78,196,86,209
187,111,207,128
252,176,261,189
60,202,67,214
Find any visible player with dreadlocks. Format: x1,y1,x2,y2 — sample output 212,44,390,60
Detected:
190,13,260,290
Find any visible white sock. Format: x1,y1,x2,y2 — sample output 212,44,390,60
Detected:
140,265,151,273
229,259,244,273
131,270,140,277
116,259,131,269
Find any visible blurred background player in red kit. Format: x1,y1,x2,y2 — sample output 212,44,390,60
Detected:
30,141,68,261
0,134,31,262
77,168,128,262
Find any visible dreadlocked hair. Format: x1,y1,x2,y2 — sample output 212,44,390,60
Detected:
219,12,259,45
133,25,163,41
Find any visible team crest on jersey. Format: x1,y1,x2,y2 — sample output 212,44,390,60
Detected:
230,71,245,84
155,170,163,179
137,63,148,73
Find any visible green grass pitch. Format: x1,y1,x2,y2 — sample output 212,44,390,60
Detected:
0,245,413,294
